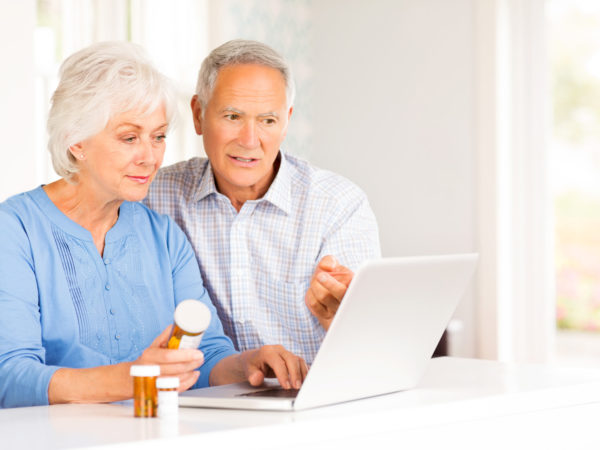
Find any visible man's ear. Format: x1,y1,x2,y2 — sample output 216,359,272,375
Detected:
281,106,294,140
191,95,204,135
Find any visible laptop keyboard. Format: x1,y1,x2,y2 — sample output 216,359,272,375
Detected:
237,388,300,398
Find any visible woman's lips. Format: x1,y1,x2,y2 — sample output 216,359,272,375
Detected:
127,175,150,184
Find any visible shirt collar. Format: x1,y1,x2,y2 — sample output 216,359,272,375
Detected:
193,160,219,202
261,151,292,215
193,151,293,215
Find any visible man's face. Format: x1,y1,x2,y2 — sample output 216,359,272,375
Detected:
192,64,292,202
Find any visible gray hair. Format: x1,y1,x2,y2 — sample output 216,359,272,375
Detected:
195,39,295,109
47,41,176,181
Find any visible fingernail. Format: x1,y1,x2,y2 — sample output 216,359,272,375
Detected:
295,379,301,389
318,273,328,283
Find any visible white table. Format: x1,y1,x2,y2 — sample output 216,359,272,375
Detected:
3,357,600,449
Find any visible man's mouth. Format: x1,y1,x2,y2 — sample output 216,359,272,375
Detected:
229,155,259,167
233,157,256,163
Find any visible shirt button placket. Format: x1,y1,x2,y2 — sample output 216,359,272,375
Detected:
230,206,254,345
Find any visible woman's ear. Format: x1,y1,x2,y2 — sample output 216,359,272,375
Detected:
69,143,85,161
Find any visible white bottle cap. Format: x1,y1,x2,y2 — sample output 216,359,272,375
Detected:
174,299,211,333
156,377,180,389
130,365,160,377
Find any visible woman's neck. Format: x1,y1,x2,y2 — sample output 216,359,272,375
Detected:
43,178,122,256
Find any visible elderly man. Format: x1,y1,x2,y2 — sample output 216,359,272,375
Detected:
145,39,380,363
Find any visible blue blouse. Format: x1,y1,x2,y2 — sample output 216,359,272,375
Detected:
0,186,237,408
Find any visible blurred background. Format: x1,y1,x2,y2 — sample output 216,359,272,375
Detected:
2,0,600,366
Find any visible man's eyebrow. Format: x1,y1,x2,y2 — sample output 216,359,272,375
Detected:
221,107,244,115
258,112,279,118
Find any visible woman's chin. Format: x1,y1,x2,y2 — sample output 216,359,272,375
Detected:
121,188,150,203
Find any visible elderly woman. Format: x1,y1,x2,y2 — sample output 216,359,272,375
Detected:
0,42,307,408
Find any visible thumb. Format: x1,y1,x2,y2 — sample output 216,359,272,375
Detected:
151,325,173,348
248,368,265,386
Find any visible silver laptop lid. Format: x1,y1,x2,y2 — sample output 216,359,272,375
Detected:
294,253,477,410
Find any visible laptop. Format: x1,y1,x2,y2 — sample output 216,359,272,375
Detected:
179,253,478,411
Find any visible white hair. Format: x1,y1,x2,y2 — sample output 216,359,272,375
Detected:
196,39,295,109
47,41,177,181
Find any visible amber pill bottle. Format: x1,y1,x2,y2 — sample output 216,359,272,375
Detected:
130,365,160,417
167,299,211,350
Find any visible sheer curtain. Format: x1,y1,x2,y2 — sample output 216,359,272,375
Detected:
476,0,554,363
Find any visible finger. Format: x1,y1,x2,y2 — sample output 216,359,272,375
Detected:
280,352,305,389
158,359,204,376
177,370,201,392
317,272,349,301
308,277,340,313
144,347,204,365
318,255,338,271
326,265,354,286
300,359,309,380
264,349,292,389
305,286,329,316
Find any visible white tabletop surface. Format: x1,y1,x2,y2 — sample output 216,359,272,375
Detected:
3,357,600,449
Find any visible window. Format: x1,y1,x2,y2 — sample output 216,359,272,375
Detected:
548,0,600,366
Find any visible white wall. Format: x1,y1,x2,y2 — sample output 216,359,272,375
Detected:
0,0,36,201
309,0,477,356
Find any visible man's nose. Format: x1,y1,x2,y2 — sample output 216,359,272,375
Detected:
238,120,259,149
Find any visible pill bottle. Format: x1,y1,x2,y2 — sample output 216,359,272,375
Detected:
157,376,180,418
130,365,160,418
167,299,211,350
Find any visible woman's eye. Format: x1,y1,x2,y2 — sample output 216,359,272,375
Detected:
123,136,136,143
155,134,166,142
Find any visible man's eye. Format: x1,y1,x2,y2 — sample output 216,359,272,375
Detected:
225,114,240,120
155,134,166,143
123,136,136,143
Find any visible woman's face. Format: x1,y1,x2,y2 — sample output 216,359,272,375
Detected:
72,106,168,203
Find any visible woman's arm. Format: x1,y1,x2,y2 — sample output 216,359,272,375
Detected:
47,326,205,404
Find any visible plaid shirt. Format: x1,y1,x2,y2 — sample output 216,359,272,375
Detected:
145,152,380,363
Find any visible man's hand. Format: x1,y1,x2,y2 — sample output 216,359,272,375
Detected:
305,255,354,330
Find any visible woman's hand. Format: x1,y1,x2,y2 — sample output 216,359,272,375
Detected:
48,326,204,404
209,345,308,389
134,325,204,392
